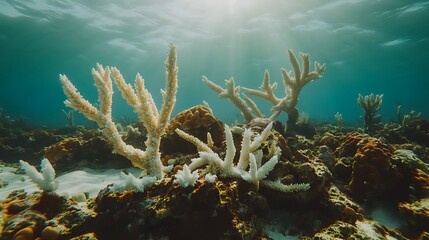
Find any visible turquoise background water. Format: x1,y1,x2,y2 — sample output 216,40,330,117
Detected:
1,0,428,127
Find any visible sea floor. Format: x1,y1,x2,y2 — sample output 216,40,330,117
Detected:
0,107,428,239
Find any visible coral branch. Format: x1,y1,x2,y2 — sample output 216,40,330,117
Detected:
60,45,178,179
19,158,57,192
204,49,326,127
202,76,255,122
175,121,308,192
242,70,280,105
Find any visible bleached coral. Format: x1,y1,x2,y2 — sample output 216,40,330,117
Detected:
203,49,326,126
240,152,279,190
174,164,199,187
19,158,58,192
110,172,157,192
176,121,310,192
261,181,310,193
59,45,178,179
176,123,274,179
204,173,217,183
203,77,256,122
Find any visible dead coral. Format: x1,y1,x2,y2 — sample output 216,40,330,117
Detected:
1,190,94,240
309,219,406,240
399,197,429,237
94,179,266,239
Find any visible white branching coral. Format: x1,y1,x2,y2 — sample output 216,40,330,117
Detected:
176,121,310,192
19,158,58,192
203,49,326,125
240,152,279,190
60,45,178,179
203,77,256,122
174,164,199,187
176,123,274,179
110,172,157,192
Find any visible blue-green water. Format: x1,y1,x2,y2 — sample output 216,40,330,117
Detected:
1,0,428,127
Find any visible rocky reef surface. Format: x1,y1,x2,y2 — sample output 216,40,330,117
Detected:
1,106,428,239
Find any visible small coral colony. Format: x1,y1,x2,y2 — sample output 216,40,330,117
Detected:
2,44,429,239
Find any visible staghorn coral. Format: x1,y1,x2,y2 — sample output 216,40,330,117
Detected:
175,120,310,192
59,45,178,179
357,93,383,134
19,159,58,192
174,164,199,187
203,49,326,129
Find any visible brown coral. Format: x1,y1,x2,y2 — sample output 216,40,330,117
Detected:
161,105,224,154
324,184,363,222
43,133,132,172
335,132,366,158
399,197,429,237
347,136,405,200
166,105,222,133
311,219,406,240
94,178,264,239
1,190,95,240
44,138,82,164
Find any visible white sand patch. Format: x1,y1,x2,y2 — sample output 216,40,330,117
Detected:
0,165,141,200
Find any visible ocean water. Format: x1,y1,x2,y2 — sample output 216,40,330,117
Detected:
0,0,428,127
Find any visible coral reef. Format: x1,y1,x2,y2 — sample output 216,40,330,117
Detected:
399,197,429,234
43,131,132,172
308,219,407,240
0,190,95,240
2,112,429,239
1,45,429,240
347,136,402,200
0,127,63,164
94,179,267,239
